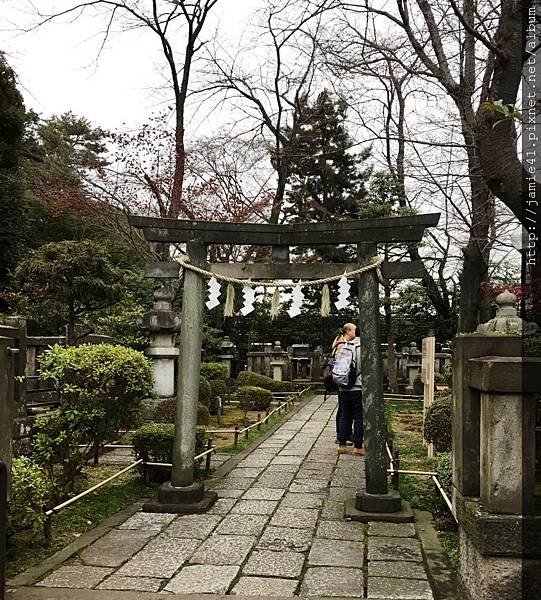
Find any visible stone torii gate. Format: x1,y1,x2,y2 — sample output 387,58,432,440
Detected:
129,213,440,518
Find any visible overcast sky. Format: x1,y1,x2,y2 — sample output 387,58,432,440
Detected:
0,0,261,132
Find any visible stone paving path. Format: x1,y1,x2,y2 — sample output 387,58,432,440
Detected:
33,395,435,599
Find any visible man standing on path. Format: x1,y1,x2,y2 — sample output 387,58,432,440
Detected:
332,322,364,455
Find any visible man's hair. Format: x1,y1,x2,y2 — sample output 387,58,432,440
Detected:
342,322,360,337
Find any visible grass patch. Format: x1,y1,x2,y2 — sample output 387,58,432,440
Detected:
385,398,459,571
7,464,151,579
440,530,460,571
215,390,315,454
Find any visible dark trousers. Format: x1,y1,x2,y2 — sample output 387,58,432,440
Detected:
337,390,363,448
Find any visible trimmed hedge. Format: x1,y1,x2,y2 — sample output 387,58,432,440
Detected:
154,398,210,427
209,379,228,415
436,451,452,498
200,362,228,381
132,423,207,464
8,457,52,536
236,371,294,392
424,391,453,452
199,376,211,407
237,385,273,411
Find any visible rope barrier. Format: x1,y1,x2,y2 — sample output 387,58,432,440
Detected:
177,255,383,288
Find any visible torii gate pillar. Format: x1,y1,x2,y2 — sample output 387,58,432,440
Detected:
143,242,217,513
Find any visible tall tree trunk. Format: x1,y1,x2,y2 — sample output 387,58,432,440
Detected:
457,119,493,332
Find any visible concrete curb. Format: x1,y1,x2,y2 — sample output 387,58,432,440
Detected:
414,509,461,600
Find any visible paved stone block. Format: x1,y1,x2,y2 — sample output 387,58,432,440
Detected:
242,550,305,578
316,520,365,541
215,477,252,490
367,576,434,599
189,534,256,565
368,522,416,537
116,537,199,577
165,565,240,594
257,526,313,552
278,448,309,456
231,499,279,515
369,537,423,562
254,471,295,488
270,507,319,529
37,566,113,589
289,481,329,494
306,455,337,464
215,514,268,536
280,493,323,509
271,455,304,465
229,467,265,478
368,561,428,579
163,514,221,539
264,463,299,473
80,529,153,567
329,487,357,501
308,538,364,568
97,575,163,592
216,488,244,498
238,458,272,468
231,576,298,596
243,487,285,501
208,497,237,514
301,567,363,597
321,500,345,521
118,511,175,531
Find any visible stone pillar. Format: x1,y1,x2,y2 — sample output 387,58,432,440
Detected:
457,355,541,599
406,342,422,388
270,361,284,381
144,245,217,513
218,336,236,378
138,286,180,398
0,337,14,497
349,243,409,521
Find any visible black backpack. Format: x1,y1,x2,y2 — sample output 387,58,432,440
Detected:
321,342,345,397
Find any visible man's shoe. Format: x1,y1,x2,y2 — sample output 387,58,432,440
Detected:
337,445,348,455
353,447,365,456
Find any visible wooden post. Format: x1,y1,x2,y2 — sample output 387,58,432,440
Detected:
234,426,239,448
357,243,389,496
392,450,400,490
422,333,436,458
205,438,213,474
257,414,261,430
171,242,206,488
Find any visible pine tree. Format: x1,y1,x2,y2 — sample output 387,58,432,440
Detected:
285,90,371,223
0,54,26,293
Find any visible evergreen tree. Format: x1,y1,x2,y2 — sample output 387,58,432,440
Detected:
285,90,371,223
0,54,26,294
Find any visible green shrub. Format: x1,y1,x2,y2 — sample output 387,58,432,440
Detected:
412,373,424,396
209,379,228,415
236,371,294,392
133,423,207,464
237,385,273,411
39,343,152,447
434,372,446,384
436,451,453,499
154,397,175,423
424,394,453,452
197,403,211,426
200,362,228,381
33,343,152,501
199,376,211,407
524,334,541,357
154,398,211,426
8,457,52,536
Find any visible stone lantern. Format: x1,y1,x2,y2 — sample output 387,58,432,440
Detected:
137,286,181,398
477,290,538,336
218,336,236,378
